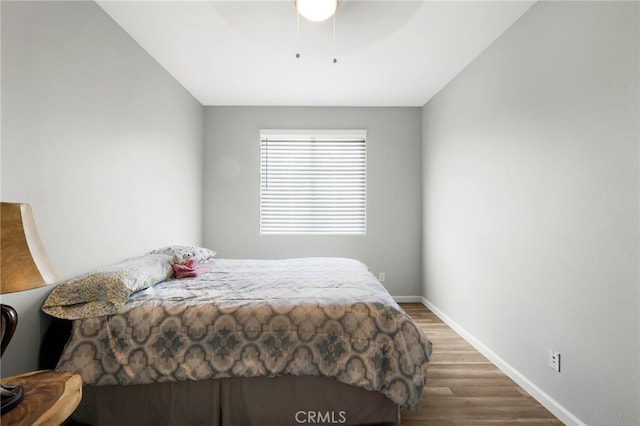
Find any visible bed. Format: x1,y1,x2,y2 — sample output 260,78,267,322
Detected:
41,248,432,425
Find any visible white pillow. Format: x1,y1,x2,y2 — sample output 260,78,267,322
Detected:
149,245,216,263
41,254,173,319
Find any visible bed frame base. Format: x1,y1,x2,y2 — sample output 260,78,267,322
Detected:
73,375,400,426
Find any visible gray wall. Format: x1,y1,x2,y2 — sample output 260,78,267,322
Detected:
204,106,422,298
1,1,204,376
421,2,639,425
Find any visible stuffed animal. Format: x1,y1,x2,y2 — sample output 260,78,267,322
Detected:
173,253,197,279
173,251,194,264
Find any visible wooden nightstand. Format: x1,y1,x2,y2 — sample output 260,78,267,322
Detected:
0,370,82,425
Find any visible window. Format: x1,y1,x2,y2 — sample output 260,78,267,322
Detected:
260,129,367,235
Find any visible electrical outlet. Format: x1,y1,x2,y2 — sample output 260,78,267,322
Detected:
378,272,385,282
548,349,561,373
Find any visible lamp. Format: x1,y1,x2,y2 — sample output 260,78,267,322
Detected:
295,0,338,22
1,203,61,293
0,202,62,413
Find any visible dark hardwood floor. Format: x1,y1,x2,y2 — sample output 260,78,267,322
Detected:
399,303,564,425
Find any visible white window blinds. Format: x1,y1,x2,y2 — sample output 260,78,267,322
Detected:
260,129,367,235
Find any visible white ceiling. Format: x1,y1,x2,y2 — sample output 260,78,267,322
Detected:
96,0,536,107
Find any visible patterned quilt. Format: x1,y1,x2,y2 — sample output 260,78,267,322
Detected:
57,258,432,410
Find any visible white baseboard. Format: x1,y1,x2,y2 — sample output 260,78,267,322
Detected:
421,297,585,426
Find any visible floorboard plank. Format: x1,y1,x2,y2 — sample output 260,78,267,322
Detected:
399,303,563,425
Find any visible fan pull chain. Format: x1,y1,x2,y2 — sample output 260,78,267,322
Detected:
332,13,337,64
296,11,301,59
294,6,338,63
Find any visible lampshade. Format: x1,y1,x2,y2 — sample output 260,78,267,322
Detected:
1,202,62,294
295,0,338,22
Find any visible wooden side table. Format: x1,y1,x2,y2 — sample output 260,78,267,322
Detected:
0,370,82,425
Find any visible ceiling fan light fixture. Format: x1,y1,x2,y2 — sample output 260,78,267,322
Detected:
295,0,338,22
